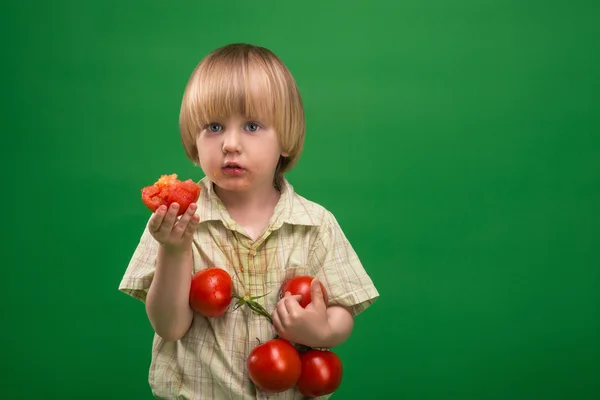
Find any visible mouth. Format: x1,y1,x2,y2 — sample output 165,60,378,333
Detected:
223,162,243,169
221,162,245,176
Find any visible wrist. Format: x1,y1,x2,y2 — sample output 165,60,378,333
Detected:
157,244,193,268
159,243,191,257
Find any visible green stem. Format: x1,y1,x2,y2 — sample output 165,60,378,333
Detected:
232,294,315,350
247,300,273,323
232,294,273,324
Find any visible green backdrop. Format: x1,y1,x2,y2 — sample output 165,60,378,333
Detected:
3,0,599,399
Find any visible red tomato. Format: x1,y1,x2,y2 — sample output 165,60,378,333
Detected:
247,339,302,393
281,276,329,308
189,268,232,317
141,174,201,216
296,349,343,397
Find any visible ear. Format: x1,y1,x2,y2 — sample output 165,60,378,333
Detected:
281,151,289,157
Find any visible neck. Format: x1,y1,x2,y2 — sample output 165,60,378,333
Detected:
214,181,281,212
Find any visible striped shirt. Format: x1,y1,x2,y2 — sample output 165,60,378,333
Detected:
119,177,379,399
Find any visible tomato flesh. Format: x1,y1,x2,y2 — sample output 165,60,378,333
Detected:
141,174,200,216
296,349,343,397
189,268,233,317
281,276,329,308
247,339,301,393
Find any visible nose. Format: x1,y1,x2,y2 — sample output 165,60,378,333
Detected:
222,129,242,154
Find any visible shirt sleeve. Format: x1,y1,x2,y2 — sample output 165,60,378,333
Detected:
309,211,379,317
118,219,159,303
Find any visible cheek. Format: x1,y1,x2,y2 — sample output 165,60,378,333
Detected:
196,139,217,160
196,147,218,172
198,156,218,170
255,150,281,172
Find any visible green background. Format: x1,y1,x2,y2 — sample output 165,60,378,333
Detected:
3,0,599,399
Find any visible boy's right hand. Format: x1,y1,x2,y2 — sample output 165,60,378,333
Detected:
147,202,200,254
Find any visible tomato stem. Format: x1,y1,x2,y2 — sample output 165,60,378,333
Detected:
232,293,319,352
232,294,273,324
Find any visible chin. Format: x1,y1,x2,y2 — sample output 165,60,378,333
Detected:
212,179,250,192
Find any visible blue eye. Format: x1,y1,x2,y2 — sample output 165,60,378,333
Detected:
245,123,260,132
207,123,221,132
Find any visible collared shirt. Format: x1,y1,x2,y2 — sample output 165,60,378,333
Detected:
119,177,379,399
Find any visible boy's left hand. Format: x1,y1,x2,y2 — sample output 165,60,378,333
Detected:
272,278,331,348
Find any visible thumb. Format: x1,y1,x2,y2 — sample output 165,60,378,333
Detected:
310,278,325,308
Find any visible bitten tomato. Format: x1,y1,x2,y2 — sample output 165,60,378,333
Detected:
141,174,201,216
189,268,233,317
247,339,302,393
296,349,343,397
280,276,329,308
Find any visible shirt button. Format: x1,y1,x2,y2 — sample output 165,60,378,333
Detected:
249,248,256,256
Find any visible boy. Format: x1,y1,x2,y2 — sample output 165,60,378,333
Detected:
119,43,379,399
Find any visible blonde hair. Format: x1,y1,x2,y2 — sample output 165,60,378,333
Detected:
179,43,306,181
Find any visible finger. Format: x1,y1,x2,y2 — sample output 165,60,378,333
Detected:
148,205,167,232
283,291,302,302
173,203,197,236
276,299,289,326
183,214,200,239
283,290,302,302
272,309,283,333
310,278,326,309
161,203,180,231
272,310,292,342
284,295,303,316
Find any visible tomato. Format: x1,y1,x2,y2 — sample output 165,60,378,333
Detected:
281,276,329,308
296,349,343,397
189,267,233,317
247,339,301,393
141,174,201,216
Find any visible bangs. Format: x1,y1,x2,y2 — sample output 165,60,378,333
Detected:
180,53,282,137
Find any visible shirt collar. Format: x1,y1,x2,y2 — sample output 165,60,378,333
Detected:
194,177,320,230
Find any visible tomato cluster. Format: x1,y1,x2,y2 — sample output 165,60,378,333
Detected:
247,338,343,397
185,262,342,394
246,276,343,396
243,276,343,395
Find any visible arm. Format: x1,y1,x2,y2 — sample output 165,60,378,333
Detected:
320,305,354,348
144,202,200,342
272,211,379,349
145,246,194,342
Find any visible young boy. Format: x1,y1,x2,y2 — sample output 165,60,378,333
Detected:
119,43,379,399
